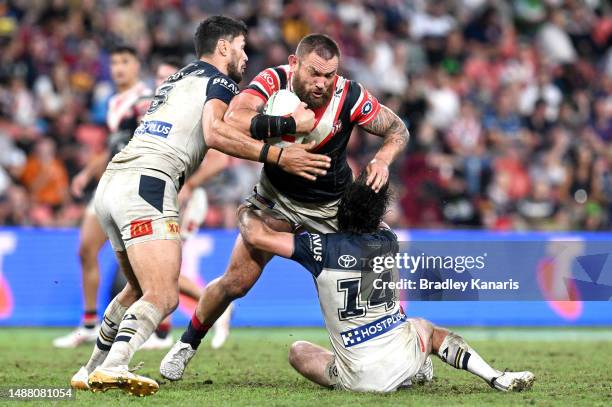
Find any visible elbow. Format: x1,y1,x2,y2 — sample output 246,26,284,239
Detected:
224,109,241,129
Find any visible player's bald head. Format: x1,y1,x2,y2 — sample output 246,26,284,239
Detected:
296,34,341,61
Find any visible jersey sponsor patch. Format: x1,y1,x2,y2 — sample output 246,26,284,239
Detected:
340,309,407,348
135,120,173,138
130,219,153,238
338,254,358,268
211,76,239,95
362,100,373,115
166,220,180,235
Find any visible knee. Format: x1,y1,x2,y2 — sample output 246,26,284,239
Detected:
412,318,434,342
288,341,308,369
78,242,98,264
161,290,179,315
144,287,179,316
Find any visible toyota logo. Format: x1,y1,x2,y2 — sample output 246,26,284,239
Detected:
338,255,357,268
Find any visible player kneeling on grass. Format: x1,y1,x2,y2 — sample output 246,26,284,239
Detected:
236,171,535,393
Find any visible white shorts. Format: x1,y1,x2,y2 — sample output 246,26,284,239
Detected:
329,319,429,393
94,168,181,251
246,171,339,233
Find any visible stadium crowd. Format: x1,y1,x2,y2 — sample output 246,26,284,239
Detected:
0,0,610,230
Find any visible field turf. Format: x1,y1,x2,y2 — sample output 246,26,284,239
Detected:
0,327,610,406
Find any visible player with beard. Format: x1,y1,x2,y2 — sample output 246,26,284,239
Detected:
160,34,409,381
69,16,330,397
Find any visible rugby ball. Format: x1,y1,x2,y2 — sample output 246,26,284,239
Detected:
264,89,304,147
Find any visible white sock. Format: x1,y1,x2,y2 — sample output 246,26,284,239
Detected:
84,296,128,373
437,332,502,384
101,300,162,369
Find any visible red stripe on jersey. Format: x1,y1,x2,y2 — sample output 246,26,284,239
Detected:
313,79,349,152
250,68,280,98
243,88,268,103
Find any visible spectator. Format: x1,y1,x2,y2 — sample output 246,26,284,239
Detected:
20,138,68,209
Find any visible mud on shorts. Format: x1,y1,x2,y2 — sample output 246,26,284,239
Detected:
245,171,340,234
94,168,181,251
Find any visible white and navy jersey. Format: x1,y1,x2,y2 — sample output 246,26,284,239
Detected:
107,61,239,187
245,65,381,203
291,228,420,391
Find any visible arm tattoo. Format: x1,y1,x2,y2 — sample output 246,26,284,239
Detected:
361,105,409,148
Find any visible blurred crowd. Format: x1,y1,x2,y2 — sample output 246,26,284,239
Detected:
0,0,610,230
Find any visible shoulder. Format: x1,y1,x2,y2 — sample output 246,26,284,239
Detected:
205,73,240,105
341,80,381,125
246,65,290,100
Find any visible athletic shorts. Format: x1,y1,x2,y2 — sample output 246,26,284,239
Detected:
94,168,181,251
329,319,429,393
245,171,339,233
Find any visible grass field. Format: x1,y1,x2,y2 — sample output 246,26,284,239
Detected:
1,327,611,406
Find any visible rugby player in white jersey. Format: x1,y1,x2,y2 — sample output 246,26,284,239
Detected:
54,45,152,348
141,57,235,350
161,34,409,381
68,16,330,397
236,171,535,393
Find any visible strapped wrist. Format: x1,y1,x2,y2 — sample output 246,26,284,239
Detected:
250,114,297,140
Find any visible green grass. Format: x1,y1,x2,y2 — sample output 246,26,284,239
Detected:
0,328,611,406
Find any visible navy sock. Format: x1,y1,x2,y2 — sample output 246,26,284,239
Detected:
180,314,210,349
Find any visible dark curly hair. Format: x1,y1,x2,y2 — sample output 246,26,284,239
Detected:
337,170,391,234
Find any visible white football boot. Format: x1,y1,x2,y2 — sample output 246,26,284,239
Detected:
53,325,99,348
491,371,535,392
159,341,197,381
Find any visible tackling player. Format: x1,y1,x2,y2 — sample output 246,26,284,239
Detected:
236,171,535,393
70,16,330,397
161,34,409,380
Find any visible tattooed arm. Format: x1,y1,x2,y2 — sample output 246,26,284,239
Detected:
359,105,410,192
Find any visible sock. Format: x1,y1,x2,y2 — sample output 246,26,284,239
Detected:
83,310,98,329
180,314,211,350
437,332,502,383
84,298,127,373
102,300,162,369
155,322,171,339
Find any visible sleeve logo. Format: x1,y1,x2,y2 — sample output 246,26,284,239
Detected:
213,77,239,95
310,233,323,262
361,100,373,115
259,71,275,87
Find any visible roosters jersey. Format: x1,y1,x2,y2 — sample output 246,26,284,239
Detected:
106,81,152,134
245,65,381,203
107,61,239,186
